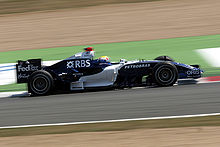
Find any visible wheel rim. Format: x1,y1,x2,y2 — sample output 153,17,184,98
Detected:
157,67,173,83
33,76,48,92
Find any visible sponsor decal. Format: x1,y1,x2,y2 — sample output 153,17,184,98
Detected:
17,73,29,79
186,70,200,75
124,64,150,69
17,65,39,72
67,59,91,69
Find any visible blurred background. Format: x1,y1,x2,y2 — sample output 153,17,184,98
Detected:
1,0,220,90
0,0,220,146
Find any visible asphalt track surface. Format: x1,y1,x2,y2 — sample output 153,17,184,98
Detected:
0,82,220,127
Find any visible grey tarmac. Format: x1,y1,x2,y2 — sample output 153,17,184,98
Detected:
0,82,220,127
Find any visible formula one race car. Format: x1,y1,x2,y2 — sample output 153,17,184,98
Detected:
16,47,203,96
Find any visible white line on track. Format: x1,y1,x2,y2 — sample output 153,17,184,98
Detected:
0,81,220,129
0,113,219,129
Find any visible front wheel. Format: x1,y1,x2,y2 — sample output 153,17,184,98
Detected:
153,62,178,86
28,70,54,96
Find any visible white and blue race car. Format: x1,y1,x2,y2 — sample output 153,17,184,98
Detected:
16,47,203,96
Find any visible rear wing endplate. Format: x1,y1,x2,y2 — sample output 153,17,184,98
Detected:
16,59,42,83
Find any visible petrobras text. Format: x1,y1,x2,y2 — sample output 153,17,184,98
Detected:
124,64,150,69
67,59,91,69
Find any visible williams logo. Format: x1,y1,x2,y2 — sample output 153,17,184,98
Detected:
124,64,150,69
67,59,91,69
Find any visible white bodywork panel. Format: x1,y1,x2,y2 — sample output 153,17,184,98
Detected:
70,64,121,90
67,51,140,90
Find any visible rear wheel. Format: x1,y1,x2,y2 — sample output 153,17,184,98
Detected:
153,62,178,86
28,70,54,96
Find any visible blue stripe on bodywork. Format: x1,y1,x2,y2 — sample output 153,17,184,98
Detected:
0,68,16,72
0,65,15,69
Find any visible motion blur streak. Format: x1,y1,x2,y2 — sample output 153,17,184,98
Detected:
197,48,220,67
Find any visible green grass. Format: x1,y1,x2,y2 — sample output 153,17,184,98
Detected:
1,34,220,92
0,115,220,137
0,83,26,92
1,34,220,68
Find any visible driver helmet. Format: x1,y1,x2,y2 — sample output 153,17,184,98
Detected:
99,56,110,62
84,47,94,52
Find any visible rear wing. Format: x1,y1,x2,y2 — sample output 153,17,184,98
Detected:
16,59,42,83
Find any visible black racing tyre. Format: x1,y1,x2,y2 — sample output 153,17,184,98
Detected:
28,70,54,96
154,56,174,62
153,62,178,86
